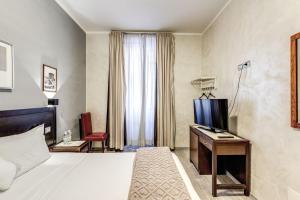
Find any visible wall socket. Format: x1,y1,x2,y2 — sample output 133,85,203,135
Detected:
238,60,251,71
45,126,51,134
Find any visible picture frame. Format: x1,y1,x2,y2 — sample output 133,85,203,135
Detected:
0,40,14,89
43,64,57,92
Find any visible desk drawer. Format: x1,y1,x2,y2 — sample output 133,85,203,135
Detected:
216,143,246,155
199,134,212,150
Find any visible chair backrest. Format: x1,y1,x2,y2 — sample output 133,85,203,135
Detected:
81,112,93,137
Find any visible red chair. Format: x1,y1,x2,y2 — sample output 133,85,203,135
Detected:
80,112,107,153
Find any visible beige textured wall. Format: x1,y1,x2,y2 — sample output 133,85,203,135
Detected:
201,0,300,199
174,35,202,147
86,33,109,134
86,33,202,147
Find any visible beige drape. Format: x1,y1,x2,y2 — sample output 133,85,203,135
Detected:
108,32,125,150
156,33,176,149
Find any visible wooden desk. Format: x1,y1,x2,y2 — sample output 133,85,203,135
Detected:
50,141,89,153
190,125,251,197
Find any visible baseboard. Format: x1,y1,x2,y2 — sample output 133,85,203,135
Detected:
175,147,189,150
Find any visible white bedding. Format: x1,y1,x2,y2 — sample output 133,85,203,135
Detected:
0,153,200,200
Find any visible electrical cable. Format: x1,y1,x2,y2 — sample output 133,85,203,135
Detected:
229,69,243,116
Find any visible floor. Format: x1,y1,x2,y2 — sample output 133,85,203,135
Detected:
174,148,256,200
123,145,154,152
95,146,256,200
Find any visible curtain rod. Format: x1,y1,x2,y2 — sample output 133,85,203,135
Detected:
111,30,172,34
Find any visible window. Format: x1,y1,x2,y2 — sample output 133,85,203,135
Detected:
124,34,156,146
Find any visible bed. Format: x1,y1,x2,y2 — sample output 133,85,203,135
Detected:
0,107,200,200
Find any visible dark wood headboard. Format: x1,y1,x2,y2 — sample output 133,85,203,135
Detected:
0,107,57,146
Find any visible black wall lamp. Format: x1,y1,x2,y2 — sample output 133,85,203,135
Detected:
48,99,59,106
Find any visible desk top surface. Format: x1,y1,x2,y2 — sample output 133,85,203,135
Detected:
191,125,249,142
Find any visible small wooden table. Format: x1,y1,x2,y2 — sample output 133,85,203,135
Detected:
190,125,251,197
50,141,89,153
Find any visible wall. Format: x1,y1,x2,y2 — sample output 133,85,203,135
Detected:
201,0,300,199
174,35,202,147
86,33,202,147
86,33,109,134
0,0,86,140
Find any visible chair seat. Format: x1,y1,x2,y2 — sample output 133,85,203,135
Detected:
84,132,107,141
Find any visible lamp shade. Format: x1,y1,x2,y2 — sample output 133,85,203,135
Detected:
48,99,59,106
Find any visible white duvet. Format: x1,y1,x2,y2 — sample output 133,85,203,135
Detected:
0,153,200,200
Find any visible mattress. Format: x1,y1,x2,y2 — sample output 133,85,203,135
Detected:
0,153,200,200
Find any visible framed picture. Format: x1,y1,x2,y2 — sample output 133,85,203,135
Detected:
0,40,14,89
43,64,57,92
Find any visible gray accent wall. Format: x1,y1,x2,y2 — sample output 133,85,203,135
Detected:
0,0,86,140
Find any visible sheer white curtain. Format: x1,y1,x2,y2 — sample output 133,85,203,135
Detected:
124,34,156,146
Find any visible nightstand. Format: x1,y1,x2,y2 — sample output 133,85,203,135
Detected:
49,141,89,153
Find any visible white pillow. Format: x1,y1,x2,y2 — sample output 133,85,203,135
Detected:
0,157,17,191
0,124,51,177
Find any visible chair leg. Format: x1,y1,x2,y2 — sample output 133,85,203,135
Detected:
102,141,105,153
88,141,92,152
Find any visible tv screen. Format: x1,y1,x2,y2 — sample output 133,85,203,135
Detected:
193,99,228,132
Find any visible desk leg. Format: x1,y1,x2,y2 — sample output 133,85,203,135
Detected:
212,150,217,197
244,144,251,196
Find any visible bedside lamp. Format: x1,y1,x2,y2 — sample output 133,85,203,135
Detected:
48,99,59,106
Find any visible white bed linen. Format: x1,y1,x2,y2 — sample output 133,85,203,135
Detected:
0,153,200,200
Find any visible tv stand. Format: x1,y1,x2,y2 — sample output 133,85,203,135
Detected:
195,125,225,133
211,128,225,133
190,125,251,197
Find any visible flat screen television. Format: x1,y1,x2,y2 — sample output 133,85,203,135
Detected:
193,99,228,132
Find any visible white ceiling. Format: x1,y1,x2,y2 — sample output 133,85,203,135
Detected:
55,0,230,33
